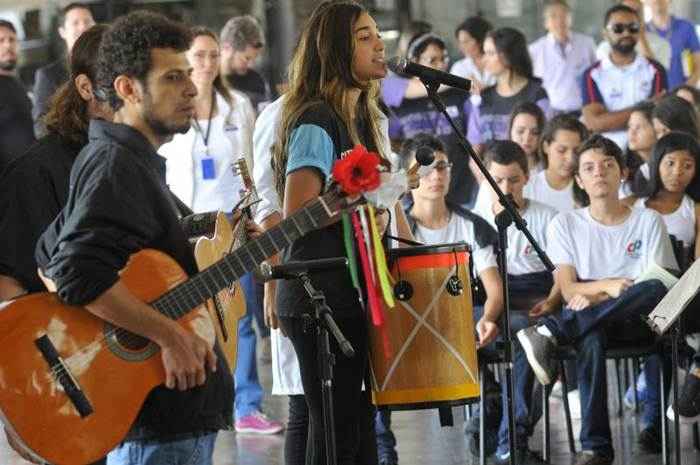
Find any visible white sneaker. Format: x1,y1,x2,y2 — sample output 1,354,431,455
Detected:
551,380,564,398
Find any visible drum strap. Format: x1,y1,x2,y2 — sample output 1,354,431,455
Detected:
385,234,423,247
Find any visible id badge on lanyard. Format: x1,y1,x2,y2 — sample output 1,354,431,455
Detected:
201,155,216,180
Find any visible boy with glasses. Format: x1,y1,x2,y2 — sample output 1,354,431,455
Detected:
581,5,667,149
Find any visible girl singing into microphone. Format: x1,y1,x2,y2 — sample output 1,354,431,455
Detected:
271,2,409,464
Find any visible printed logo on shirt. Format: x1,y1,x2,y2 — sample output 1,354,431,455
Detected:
608,87,623,101
223,121,239,132
524,244,533,255
625,239,642,259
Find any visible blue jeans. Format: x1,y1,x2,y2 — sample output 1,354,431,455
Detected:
106,433,217,465
234,273,264,418
539,280,667,456
375,409,397,464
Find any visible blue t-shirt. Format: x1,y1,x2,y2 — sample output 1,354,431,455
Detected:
647,16,700,88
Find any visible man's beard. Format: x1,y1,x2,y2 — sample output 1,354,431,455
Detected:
612,40,636,56
0,58,17,71
142,91,191,139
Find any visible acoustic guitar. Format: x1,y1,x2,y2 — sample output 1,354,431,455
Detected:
0,185,353,465
194,158,258,371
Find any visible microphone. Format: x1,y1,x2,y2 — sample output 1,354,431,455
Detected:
259,257,348,281
407,145,437,179
387,56,471,92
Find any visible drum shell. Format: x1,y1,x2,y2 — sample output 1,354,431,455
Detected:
368,242,480,410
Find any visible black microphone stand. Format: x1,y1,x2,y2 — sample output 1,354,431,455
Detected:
420,79,555,465
295,271,355,465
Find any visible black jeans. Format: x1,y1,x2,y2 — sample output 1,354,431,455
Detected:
286,394,309,465
280,315,378,465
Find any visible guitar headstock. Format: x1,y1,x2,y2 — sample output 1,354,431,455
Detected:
232,158,256,194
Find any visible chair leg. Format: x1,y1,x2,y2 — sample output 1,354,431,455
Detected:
479,366,486,465
559,360,576,455
542,377,550,463
614,359,624,417
632,358,641,413
660,363,669,465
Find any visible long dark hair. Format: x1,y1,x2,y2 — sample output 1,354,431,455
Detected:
44,24,108,146
487,27,534,79
190,26,234,106
454,16,492,53
508,101,546,165
652,95,699,138
540,114,588,168
625,100,655,193
643,131,700,202
272,1,385,200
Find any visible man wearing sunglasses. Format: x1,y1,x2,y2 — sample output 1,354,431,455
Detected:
581,4,667,150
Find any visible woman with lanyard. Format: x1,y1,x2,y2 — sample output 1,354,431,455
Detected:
382,32,479,207
159,26,284,435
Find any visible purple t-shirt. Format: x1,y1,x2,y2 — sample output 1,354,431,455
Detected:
647,16,700,88
467,79,550,145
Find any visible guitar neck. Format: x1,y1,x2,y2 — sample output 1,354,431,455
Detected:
153,193,339,319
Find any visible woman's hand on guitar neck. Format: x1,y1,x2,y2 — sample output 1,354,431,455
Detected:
160,323,218,391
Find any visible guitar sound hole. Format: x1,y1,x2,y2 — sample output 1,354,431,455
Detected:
115,330,150,351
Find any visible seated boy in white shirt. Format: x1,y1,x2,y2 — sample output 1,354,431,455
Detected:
474,140,563,462
518,135,678,464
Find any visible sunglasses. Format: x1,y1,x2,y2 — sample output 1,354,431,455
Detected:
607,22,640,34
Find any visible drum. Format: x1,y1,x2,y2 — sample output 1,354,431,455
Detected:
369,242,480,410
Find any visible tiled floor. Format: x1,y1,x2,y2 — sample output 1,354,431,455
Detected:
3,360,699,464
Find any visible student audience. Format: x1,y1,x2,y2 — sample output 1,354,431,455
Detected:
5,2,700,464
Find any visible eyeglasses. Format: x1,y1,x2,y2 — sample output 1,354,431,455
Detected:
431,161,453,173
607,22,640,34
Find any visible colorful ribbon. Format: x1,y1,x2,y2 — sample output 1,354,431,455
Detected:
367,205,395,309
351,210,383,326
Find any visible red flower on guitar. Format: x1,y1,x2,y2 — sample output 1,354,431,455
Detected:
332,144,381,195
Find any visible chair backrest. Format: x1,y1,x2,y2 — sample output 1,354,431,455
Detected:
669,234,689,272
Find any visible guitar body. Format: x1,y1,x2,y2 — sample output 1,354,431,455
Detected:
0,249,215,465
194,212,247,372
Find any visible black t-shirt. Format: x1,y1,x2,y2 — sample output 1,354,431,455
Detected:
0,132,81,292
276,103,376,318
36,120,233,439
0,75,35,171
224,69,270,112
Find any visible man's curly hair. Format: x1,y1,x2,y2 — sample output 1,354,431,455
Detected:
96,10,192,111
